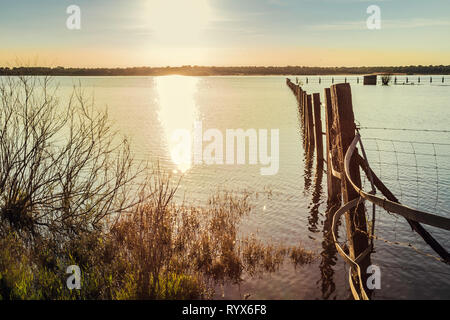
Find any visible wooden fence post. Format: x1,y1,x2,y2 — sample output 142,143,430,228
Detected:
302,91,307,134
312,93,324,168
297,86,302,105
330,83,371,295
324,88,341,203
306,94,315,154
303,91,309,149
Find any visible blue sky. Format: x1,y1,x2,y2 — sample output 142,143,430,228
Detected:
1,0,449,66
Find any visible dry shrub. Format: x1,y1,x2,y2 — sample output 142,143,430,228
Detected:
381,74,392,86
0,75,141,243
109,168,317,298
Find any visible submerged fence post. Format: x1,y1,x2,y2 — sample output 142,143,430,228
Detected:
330,83,371,295
312,93,324,169
324,88,341,203
306,94,315,154
302,91,307,134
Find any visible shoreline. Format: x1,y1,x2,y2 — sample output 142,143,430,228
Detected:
1,66,450,77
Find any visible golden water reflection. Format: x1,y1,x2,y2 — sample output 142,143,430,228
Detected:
156,76,199,173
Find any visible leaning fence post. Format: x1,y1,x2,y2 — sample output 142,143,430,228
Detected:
324,88,341,203
330,83,371,295
312,93,324,168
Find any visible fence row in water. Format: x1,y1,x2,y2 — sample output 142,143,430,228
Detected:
285,78,450,300
294,75,449,85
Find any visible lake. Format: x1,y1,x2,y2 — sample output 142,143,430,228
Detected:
49,75,450,299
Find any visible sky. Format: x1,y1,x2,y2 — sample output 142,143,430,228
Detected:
1,0,450,67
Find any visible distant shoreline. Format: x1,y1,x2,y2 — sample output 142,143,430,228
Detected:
1,65,450,77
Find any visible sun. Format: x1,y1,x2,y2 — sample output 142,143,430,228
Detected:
147,0,212,43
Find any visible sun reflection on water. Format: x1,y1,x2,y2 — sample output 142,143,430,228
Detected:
156,75,199,173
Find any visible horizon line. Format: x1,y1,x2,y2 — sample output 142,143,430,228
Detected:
3,64,450,69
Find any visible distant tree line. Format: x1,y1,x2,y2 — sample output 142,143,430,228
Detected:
1,65,450,76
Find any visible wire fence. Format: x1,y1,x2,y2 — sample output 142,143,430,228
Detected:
331,129,450,299
359,128,450,218
355,128,450,269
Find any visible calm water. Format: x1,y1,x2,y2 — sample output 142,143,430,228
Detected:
50,75,450,299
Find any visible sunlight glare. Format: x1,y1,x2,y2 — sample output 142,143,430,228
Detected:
147,0,212,42
156,76,199,173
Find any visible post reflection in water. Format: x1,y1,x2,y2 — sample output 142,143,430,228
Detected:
302,139,341,299
318,201,340,299
308,165,323,234
156,76,199,173
303,152,314,193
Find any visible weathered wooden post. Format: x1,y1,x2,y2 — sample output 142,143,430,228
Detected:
302,91,307,145
324,88,341,204
406,77,408,83
319,77,321,84
302,91,307,126
418,76,420,83
430,76,432,83
312,93,324,168
330,83,371,296
303,92,310,149
306,94,315,154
